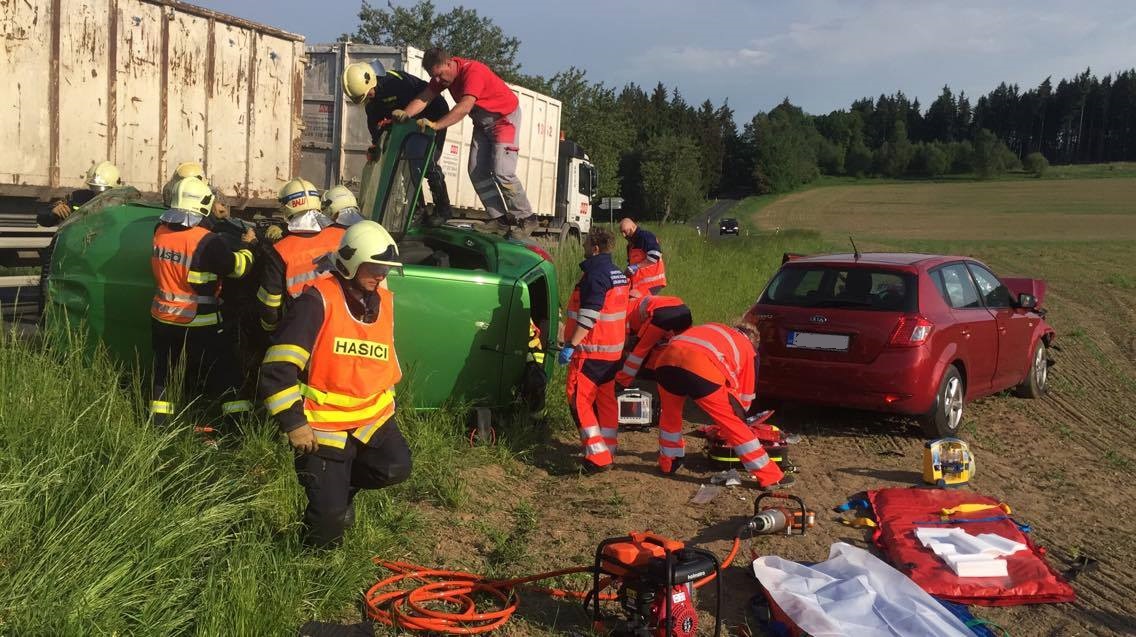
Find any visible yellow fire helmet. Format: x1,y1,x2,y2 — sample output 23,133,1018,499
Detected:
334,219,401,278
85,161,122,191
343,61,384,104
173,161,206,181
162,162,208,206
321,184,360,218
168,176,214,216
277,178,322,217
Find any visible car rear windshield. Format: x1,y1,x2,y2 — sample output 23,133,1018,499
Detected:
759,265,917,312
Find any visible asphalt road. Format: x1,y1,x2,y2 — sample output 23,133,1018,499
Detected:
691,198,741,240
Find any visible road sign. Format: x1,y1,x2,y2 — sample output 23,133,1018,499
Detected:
599,197,623,210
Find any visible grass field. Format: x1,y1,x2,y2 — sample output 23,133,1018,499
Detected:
2,173,1134,635
759,178,1136,241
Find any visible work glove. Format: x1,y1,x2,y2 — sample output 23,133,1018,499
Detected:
287,424,319,455
366,144,379,161
391,109,410,123
416,119,438,132
625,263,640,276
51,200,72,220
240,227,256,245
557,346,575,366
264,224,284,243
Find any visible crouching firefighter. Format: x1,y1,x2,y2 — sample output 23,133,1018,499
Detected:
150,178,255,430
615,294,693,387
259,220,412,548
558,227,630,473
652,322,791,488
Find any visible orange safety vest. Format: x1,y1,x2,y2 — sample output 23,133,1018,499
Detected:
627,245,667,296
301,276,401,432
655,323,757,409
150,224,221,326
274,226,346,298
565,275,630,362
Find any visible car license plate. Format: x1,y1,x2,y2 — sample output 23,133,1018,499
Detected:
787,331,850,351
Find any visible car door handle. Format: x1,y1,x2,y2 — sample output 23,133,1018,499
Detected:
998,326,1007,334
960,329,971,338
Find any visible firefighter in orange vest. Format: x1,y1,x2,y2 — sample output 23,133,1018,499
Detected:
257,178,347,331
615,295,693,387
259,220,411,548
619,218,667,298
559,227,630,473
652,322,792,488
150,178,255,430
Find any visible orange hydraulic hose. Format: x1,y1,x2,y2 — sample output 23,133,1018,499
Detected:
364,537,743,635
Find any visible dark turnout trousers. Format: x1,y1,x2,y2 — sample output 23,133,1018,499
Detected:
294,419,412,548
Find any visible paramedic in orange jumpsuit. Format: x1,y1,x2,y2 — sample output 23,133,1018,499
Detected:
619,218,667,298
652,322,788,487
559,227,630,473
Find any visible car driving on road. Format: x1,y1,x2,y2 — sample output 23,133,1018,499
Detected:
745,253,1053,436
719,218,739,235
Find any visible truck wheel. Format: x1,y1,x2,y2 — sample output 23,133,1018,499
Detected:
920,365,964,438
1014,340,1049,398
558,224,571,246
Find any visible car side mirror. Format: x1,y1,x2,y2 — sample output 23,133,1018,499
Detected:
1016,292,1037,309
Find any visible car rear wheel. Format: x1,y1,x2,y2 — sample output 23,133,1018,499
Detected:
1014,340,1049,398
920,365,964,438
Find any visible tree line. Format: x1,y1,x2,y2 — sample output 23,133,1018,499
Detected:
348,1,1136,222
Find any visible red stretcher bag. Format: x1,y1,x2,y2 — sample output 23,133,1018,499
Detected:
867,487,1075,606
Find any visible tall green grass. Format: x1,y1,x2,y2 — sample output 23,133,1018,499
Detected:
554,224,827,324
0,326,490,634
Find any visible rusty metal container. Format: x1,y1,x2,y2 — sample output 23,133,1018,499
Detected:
0,0,305,208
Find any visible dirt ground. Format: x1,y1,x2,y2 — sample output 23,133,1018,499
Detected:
398,182,1136,636
408,380,1131,636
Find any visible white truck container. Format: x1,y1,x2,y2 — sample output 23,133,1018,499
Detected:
302,44,597,239
0,0,306,209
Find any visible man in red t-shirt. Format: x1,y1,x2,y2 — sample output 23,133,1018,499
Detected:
398,47,535,238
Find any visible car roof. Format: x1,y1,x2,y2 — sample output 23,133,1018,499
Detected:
786,253,970,269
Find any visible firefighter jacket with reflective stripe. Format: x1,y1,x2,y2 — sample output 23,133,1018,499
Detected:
564,253,629,361
655,323,758,411
626,228,666,295
257,226,346,330
259,275,401,434
151,223,253,326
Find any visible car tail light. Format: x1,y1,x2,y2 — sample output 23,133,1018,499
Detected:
523,243,553,261
888,315,934,347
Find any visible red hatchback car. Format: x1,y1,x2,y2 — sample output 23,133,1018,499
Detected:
745,253,1054,436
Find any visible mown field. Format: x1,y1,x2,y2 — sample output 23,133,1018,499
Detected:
1,172,1133,636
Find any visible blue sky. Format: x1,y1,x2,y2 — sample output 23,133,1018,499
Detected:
196,0,1136,123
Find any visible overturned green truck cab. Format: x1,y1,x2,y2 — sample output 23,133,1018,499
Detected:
46,123,558,419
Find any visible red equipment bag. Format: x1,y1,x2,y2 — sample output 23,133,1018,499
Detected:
867,488,1075,606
